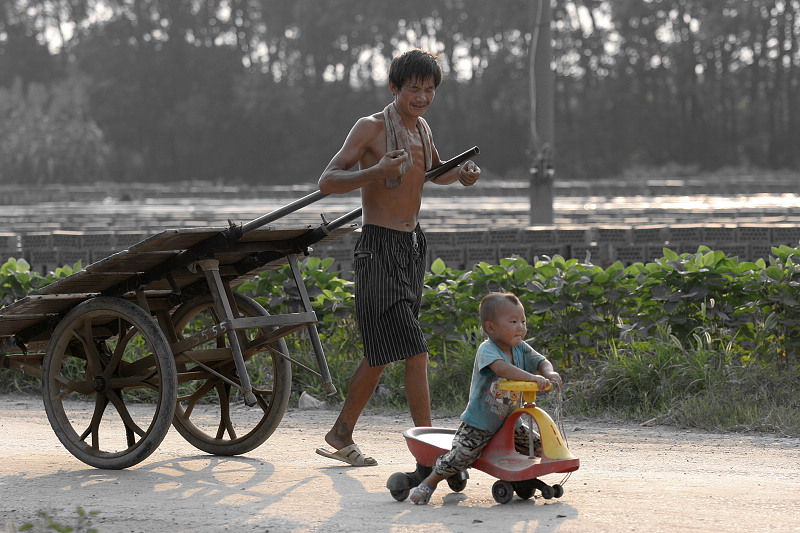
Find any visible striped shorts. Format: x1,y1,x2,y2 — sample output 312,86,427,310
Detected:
354,224,428,367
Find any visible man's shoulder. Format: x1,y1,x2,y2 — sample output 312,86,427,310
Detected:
347,113,386,151
354,112,386,131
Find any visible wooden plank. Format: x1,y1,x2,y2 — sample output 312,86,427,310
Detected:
0,223,359,338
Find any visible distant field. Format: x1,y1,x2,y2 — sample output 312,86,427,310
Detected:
4,175,800,275
4,171,800,207
4,176,800,234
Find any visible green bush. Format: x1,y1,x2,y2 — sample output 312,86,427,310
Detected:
3,247,799,435
6,507,98,532
1,257,81,307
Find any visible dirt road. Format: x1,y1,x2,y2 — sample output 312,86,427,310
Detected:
1,394,798,533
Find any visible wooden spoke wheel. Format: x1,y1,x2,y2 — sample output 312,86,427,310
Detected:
42,297,177,470
169,293,292,456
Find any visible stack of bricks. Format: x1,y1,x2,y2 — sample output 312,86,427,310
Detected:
0,233,19,263
2,223,799,277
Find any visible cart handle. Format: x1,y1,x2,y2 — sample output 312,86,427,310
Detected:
285,146,481,250
242,145,479,236
101,146,480,297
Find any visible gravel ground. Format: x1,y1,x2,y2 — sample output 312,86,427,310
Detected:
1,393,799,533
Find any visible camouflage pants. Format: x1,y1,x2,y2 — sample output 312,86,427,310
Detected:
434,422,542,477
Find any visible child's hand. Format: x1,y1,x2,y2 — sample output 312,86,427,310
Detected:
542,371,562,388
529,374,549,391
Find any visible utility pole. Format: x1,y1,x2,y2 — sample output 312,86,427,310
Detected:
529,0,555,225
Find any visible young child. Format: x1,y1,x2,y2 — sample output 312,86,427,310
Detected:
409,292,562,505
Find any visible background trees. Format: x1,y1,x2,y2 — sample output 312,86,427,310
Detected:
1,0,798,185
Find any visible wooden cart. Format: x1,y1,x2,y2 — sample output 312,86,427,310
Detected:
0,147,478,470
0,190,363,469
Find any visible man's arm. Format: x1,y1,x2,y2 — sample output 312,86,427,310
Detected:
430,160,481,186
428,143,481,187
318,117,408,194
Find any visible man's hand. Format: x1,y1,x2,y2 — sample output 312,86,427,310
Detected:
376,149,408,179
458,160,481,186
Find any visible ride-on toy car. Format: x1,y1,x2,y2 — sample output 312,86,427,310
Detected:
387,380,579,504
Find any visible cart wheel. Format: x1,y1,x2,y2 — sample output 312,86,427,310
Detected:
390,488,411,502
42,297,177,469
552,484,564,498
491,480,515,504
540,484,555,499
170,293,292,455
515,486,536,500
447,474,468,493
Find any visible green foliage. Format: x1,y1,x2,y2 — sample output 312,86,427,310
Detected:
0,259,80,393
230,247,800,435
12,507,98,533
238,256,358,400
3,248,800,435
0,258,78,307
0,258,38,307
421,247,800,372
4,2,799,184
0,77,110,184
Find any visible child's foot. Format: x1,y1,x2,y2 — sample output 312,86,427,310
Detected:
410,483,435,505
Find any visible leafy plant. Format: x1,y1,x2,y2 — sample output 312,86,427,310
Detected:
11,507,98,533
3,248,800,435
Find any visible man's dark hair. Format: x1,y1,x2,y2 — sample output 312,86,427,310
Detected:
388,48,443,89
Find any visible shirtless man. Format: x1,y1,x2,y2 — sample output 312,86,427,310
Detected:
314,49,480,467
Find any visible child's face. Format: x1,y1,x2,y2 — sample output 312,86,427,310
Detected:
486,301,527,351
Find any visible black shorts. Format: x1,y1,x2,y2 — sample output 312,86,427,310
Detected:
354,224,428,367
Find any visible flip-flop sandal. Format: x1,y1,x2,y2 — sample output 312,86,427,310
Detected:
410,483,435,505
315,443,378,466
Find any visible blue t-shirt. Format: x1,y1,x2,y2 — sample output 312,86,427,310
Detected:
460,339,546,433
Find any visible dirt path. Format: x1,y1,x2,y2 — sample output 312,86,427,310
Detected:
1,394,798,533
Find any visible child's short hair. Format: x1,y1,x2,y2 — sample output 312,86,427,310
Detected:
479,292,523,325
388,48,443,90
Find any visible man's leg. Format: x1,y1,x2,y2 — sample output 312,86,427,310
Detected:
325,358,386,450
404,351,431,427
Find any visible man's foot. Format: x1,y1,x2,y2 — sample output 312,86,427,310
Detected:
324,428,352,452
315,443,378,466
410,483,435,505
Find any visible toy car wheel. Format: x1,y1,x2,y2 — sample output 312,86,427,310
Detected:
447,475,468,492
552,484,564,498
515,486,535,500
387,472,413,491
390,488,410,501
492,480,514,504
540,484,555,499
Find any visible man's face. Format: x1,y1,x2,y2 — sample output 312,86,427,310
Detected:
392,76,436,118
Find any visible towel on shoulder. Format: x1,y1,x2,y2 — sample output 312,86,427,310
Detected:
382,102,433,189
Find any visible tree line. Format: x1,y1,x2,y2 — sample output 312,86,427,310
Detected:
0,0,798,186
